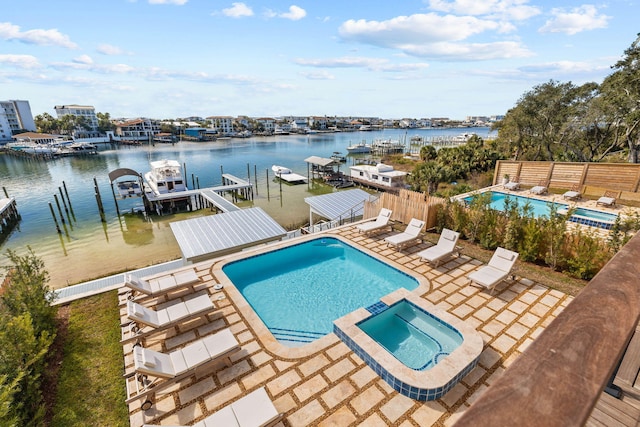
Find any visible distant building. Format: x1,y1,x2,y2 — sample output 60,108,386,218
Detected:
54,104,99,137
0,100,36,142
114,118,160,140
206,116,234,135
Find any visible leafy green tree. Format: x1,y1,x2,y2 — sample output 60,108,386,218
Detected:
1,248,56,337
96,112,115,133
419,145,437,161
34,113,59,134
408,161,454,194
0,373,22,426
0,313,53,426
599,33,640,163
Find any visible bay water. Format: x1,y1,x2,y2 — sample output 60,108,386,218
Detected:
0,127,492,288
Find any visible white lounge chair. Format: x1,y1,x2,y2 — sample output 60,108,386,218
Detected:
123,268,200,301
142,387,283,427
597,190,618,207
563,184,582,201
356,208,393,235
121,293,218,344
384,218,425,250
467,247,519,295
125,328,240,410
529,180,549,195
503,176,520,191
417,228,460,267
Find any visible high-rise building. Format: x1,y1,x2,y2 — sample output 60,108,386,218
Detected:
54,104,99,137
0,100,36,142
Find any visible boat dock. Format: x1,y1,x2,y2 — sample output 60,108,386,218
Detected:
275,171,308,183
144,174,252,214
0,197,20,239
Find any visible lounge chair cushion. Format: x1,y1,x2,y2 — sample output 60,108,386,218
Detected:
133,328,239,379
127,301,162,328
504,181,520,190
467,266,508,288
384,218,425,247
201,406,239,427
126,274,152,294
530,185,547,195
598,196,615,206
563,190,580,200
232,387,280,427
356,208,392,233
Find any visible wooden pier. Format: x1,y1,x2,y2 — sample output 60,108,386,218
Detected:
0,197,20,239
143,175,253,215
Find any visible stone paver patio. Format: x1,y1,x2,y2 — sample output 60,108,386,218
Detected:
121,223,574,427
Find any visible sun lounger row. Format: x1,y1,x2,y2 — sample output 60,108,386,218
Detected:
143,387,282,427
121,293,219,344
124,268,201,301
125,327,241,410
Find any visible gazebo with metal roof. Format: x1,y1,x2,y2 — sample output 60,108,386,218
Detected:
170,207,287,263
304,189,373,227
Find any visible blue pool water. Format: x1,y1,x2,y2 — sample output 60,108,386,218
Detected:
358,300,462,370
222,237,419,345
463,192,617,227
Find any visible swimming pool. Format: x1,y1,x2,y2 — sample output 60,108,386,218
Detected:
221,237,420,346
357,300,463,370
334,289,483,400
463,191,617,229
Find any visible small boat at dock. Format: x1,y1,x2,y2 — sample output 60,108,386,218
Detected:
330,152,346,163
272,165,307,184
272,165,292,176
346,141,371,154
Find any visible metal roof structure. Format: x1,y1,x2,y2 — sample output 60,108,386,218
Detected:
170,207,287,262
304,189,372,224
304,156,337,167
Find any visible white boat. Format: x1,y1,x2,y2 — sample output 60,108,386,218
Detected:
115,179,143,198
9,142,59,154
272,165,292,176
346,141,371,154
144,159,188,195
330,152,346,163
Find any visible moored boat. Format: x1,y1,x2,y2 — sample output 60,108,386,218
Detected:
272,165,292,175
144,159,188,195
346,141,371,154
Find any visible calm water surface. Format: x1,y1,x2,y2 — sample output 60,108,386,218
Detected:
0,128,492,287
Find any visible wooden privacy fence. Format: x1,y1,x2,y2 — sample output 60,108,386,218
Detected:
363,189,444,230
494,160,640,203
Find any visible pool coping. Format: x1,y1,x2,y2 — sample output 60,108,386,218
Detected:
333,288,484,400
211,233,431,359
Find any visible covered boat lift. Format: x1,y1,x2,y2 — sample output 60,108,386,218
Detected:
304,189,372,227
170,207,287,263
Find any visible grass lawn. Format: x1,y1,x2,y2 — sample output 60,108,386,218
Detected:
49,291,128,426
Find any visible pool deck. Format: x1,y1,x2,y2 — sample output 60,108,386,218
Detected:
121,224,576,427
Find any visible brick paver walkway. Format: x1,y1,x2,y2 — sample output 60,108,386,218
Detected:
122,224,573,427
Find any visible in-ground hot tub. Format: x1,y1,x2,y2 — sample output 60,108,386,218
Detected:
334,288,483,400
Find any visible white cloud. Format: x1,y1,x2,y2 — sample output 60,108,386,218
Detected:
264,5,307,20
280,5,306,21
295,56,430,72
97,44,125,55
299,71,335,80
148,0,188,5
0,22,78,49
539,5,610,35
428,0,541,21
338,13,532,60
340,14,500,45
0,54,41,69
73,55,94,65
223,3,254,18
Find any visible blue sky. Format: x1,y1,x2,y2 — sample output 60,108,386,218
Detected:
1,0,636,120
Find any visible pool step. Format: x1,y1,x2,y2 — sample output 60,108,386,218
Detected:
270,327,325,344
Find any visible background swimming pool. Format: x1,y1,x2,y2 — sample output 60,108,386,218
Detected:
222,237,419,346
463,192,618,227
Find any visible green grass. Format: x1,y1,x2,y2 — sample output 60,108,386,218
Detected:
51,291,128,427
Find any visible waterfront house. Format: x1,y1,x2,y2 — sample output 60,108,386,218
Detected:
349,163,409,190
